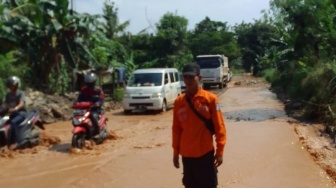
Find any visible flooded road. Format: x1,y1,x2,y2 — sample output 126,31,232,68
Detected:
0,75,335,188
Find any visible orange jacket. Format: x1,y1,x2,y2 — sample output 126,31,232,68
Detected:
172,88,226,158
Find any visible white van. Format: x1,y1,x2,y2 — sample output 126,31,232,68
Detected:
196,54,230,89
122,68,181,114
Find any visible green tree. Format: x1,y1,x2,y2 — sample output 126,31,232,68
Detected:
189,17,240,68
0,0,99,90
234,21,280,75
153,12,192,69
88,0,135,76
130,33,155,68
270,0,336,65
102,0,130,40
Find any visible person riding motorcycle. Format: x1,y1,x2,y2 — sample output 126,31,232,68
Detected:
76,72,105,137
0,76,27,150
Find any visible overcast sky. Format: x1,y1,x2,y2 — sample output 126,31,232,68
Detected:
73,0,271,34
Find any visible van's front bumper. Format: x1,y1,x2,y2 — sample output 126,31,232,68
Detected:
122,97,163,110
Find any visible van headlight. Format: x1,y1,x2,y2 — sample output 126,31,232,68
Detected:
152,92,162,98
124,93,131,99
216,77,221,81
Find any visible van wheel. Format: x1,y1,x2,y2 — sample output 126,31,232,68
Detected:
161,100,167,113
219,83,223,89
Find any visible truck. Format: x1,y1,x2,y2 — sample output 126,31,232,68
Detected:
195,54,231,89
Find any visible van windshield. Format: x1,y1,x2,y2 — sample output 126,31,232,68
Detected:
196,57,221,68
128,73,163,87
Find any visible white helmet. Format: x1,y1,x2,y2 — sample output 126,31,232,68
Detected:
6,76,21,88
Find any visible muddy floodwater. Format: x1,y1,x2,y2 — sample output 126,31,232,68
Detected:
0,75,335,188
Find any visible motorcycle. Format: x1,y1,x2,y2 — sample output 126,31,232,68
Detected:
0,109,45,149
71,101,109,149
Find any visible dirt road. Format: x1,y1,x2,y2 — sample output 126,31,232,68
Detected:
0,75,336,188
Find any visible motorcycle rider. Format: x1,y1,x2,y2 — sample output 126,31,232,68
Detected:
1,76,26,150
77,72,105,137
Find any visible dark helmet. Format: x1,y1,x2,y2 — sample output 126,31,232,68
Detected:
84,72,97,86
6,76,21,88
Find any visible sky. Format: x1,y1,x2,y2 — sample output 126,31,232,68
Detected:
73,0,271,34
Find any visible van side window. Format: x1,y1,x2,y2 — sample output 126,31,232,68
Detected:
174,72,179,82
169,72,175,83
164,73,169,85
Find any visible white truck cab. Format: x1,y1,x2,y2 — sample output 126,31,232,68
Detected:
195,54,230,89
122,68,181,114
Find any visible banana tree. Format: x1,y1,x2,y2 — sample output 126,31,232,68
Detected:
0,0,99,90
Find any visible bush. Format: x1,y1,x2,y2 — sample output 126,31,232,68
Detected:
114,88,125,102
261,68,279,84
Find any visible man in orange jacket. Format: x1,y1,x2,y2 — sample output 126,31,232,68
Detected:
172,63,227,188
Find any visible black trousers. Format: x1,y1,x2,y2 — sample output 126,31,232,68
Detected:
182,150,218,188
90,109,100,134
